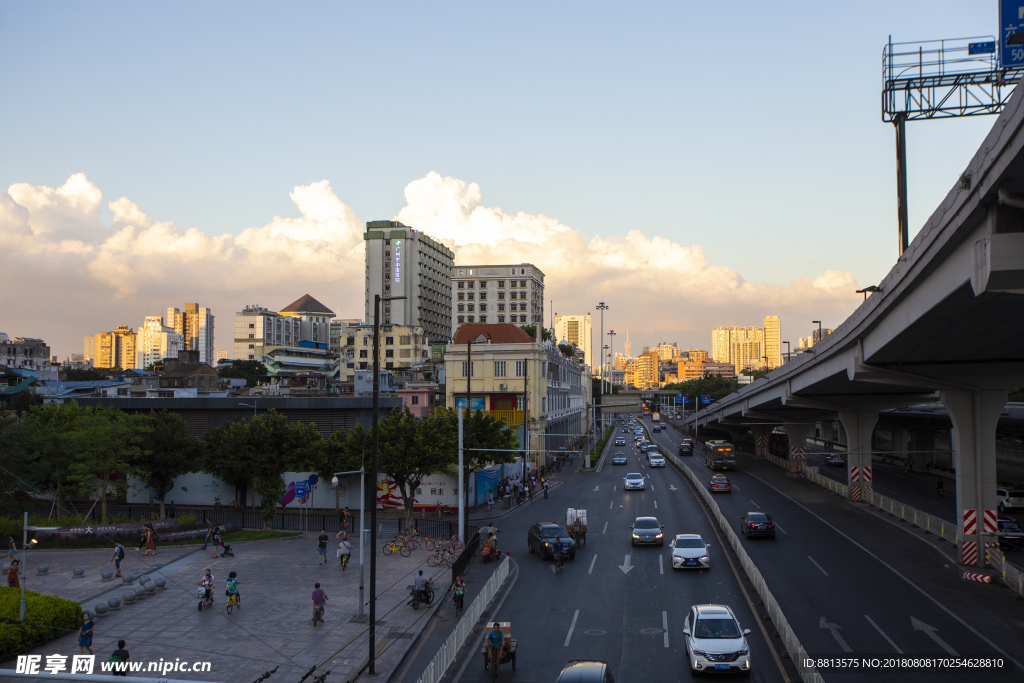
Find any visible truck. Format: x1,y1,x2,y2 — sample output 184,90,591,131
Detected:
652,412,660,422
705,442,737,471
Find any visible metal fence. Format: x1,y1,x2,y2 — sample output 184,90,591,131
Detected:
868,491,960,544
662,447,823,683
804,466,849,498
451,531,481,584
986,545,1024,597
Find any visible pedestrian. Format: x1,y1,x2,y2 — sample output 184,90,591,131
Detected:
136,524,147,553
542,478,549,499
109,639,130,676
340,507,350,541
487,490,494,512
7,558,20,588
202,518,214,550
317,528,329,565
211,527,222,558
78,613,94,655
527,484,533,503
167,500,176,518
143,524,156,556
111,541,126,578
7,534,16,561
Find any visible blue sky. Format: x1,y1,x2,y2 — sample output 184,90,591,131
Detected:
0,1,1006,358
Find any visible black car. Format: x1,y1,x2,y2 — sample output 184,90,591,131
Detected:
997,517,1023,551
556,661,615,683
652,425,661,433
527,522,577,560
708,475,732,493
739,511,776,539
630,516,664,546
678,439,694,456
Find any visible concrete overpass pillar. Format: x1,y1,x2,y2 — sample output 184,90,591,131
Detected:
839,410,879,503
783,423,811,473
751,425,771,460
939,389,1006,568
892,427,908,466
908,429,932,471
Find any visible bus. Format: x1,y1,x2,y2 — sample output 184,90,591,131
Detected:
652,412,660,422
705,442,736,471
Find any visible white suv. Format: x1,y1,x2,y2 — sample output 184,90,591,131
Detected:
682,604,751,675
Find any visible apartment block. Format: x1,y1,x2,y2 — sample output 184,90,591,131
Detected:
137,317,184,369
763,315,781,369
451,263,544,329
364,220,455,344
553,314,592,369
0,334,52,373
334,320,430,382
167,303,215,365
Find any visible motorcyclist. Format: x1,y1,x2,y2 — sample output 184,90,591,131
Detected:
553,538,566,570
452,575,466,611
413,570,430,604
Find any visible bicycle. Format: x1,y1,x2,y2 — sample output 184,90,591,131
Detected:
340,553,350,570
312,604,324,627
436,500,453,516
382,539,412,557
427,549,456,567
226,592,240,614
453,586,465,617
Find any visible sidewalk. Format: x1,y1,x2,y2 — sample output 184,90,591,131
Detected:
4,531,458,682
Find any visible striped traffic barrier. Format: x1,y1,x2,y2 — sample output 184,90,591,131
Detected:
962,571,993,584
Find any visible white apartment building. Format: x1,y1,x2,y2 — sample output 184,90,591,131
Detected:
0,334,52,373
167,303,215,365
137,316,185,369
363,220,455,344
233,305,301,361
450,263,545,329
553,314,592,370
333,320,430,382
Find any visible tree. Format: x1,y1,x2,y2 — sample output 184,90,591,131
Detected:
18,403,93,517
63,368,113,381
63,405,142,523
312,427,365,511
662,373,738,403
433,407,518,517
217,360,267,387
129,411,201,519
376,408,456,528
519,324,552,342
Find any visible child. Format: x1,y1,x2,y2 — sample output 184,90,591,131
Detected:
111,541,126,578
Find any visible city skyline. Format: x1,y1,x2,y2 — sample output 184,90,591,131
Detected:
0,2,1001,359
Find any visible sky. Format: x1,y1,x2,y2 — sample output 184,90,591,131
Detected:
0,1,1006,360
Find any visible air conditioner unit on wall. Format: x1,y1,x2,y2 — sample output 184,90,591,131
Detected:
499,383,508,390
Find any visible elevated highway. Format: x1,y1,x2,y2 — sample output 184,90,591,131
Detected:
688,83,1024,568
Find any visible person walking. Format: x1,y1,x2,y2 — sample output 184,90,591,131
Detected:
78,613,94,655
7,558,21,588
487,490,494,513
7,535,16,562
143,524,156,556
111,541,126,578
317,528,329,565
211,527,222,559
936,477,944,497
340,507,350,541
202,518,214,550
109,639,130,676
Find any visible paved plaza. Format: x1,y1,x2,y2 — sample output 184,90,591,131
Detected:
4,530,453,682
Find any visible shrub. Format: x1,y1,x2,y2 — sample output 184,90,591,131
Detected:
0,589,81,661
177,514,197,526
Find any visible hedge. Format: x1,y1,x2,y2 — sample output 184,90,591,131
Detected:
0,589,82,663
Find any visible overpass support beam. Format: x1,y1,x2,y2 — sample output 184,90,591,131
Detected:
783,423,811,473
751,425,771,460
940,388,1006,568
839,411,879,503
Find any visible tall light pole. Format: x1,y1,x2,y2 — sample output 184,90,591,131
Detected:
595,302,608,432
369,293,404,674
607,330,616,395
812,320,822,347
331,469,365,620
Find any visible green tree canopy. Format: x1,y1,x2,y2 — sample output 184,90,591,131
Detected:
129,410,201,519
63,368,113,381
661,373,738,403
217,360,267,387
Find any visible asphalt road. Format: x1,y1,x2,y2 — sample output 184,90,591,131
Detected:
649,417,1024,683
454,423,788,683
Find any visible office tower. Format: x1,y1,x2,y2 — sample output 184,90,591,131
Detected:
363,220,455,343
167,303,215,364
451,263,544,329
763,315,781,369
554,314,592,369
623,329,632,359
137,317,184,369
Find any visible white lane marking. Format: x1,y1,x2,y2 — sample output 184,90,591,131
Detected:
613,485,617,492
808,555,829,577
732,483,741,492
820,616,852,652
750,498,760,509
602,521,608,534
588,554,598,575
609,501,614,510
564,609,579,647
864,614,903,654
912,617,959,655
663,610,670,648
650,484,654,491
654,500,658,509
775,523,788,535
659,554,664,575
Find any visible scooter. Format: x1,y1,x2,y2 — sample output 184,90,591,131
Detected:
197,585,214,611
408,581,434,610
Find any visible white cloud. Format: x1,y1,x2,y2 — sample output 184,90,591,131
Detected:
1,172,862,358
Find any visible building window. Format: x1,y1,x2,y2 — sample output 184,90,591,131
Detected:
385,349,394,358
346,337,355,345
497,292,504,300
364,336,370,346
495,360,507,376
467,292,474,300
510,292,517,300
359,350,368,358
520,303,527,311
468,316,475,323
497,280,505,288
480,315,487,323
515,360,526,377
480,292,487,301
412,395,419,405
458,304,465,312
520,280,527,287
498,315,505,323
479,280,486,288
248,323,254,329
461,360,476,377
458,316,465,324
248,344,255,349
458,292,464,301
467,281,474,288
468,304,475,312
480,304,487,312
248,334,254,339
385,337,394,345
359,362,368,369
458,281,464,289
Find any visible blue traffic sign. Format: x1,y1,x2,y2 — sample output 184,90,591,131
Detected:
675,393,683,404
295,481,307,498
682,396,690,403
1000,1,1024,67
701,394,711,405
969,41,995,55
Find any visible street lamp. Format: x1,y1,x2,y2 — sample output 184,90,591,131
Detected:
595,302,608,431
19,512,40,622
811,320,822,346
783,341,791,364
331,469,365,621
856,285,883,301
607,330,616,394
369,293,405,674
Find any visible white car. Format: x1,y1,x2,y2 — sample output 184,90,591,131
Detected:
997,488,1024,513
649,454,666,468
683,604,751,675
624,472,645,490
671,534,710,569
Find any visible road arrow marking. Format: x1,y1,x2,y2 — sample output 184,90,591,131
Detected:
820,616,852,652
669,484,678,491
911,617,959,655
593,486,600,492
619,555,634,575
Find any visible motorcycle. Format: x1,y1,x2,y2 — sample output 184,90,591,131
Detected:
197,585,214,611
481,539,501,563
408,581,434,610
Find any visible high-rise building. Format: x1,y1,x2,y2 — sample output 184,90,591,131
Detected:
711,326,765,373
623,329,632,360
137,317,184,369
655,342,680,362
763,315,781,369
278,294,334,348
451,263,544,329
89,326,138,369
233,305,301,361
167,303,215,365
554,314,592,369
363,220,455,344
83,335,96,365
